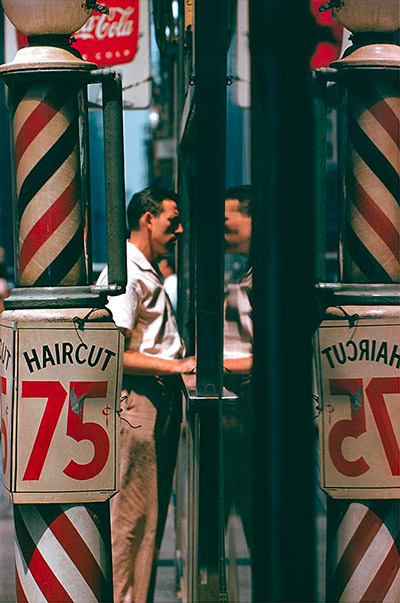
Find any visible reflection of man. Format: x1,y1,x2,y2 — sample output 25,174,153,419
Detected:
223,186,253,575
224,185,252,374
97,187,195,602
158,255,177,313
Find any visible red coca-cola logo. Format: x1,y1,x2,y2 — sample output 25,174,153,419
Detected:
15,1,139,67
310,1,344,69
73,0,139,66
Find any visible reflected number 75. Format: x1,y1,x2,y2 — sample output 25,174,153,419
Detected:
328,377,400,477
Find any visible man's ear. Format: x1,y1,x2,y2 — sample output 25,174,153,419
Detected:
142,211,153,230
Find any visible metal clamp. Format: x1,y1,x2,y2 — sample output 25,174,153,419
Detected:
89,69,127,298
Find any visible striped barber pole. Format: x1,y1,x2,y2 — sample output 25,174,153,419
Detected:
343,80,400,283
14,503,113,602
10,84,87,287
327,500,400,602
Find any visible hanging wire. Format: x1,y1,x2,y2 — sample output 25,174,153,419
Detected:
83,1,110,15
116,395,141,429
335,305,359,342
313,394,322,419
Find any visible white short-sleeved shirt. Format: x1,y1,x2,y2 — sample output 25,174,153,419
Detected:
97,242,184,360
223,267,253,359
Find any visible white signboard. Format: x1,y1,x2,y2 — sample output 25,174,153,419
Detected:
233,0,250,109
1,314,123,503
0,323,14,494
315,313,400,499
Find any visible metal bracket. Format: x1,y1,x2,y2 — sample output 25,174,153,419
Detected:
4,285,121,309
181,373,238,412
315,283,400,306
185,388,238,413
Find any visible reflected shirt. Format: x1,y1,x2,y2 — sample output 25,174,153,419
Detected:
223,267,253,359
97,242,184,360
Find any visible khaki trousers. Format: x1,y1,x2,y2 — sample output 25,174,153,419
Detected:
111,376,182,602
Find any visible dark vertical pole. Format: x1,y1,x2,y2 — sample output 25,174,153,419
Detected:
194,3,227,601
195,0,227,397
0,7,13,269
250,1,317,601
313,71,328,283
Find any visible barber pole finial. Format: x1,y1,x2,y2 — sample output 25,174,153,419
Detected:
0,0,97,71
332,0,400,67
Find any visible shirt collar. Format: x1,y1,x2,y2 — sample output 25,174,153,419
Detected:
127,241,163,280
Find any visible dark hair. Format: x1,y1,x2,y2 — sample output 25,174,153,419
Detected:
127,186,180,231
224,185,252,217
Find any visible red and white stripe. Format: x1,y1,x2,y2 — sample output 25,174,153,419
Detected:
343,80,400,283
12,84,86,287
328,501,400,602
14,503,112,602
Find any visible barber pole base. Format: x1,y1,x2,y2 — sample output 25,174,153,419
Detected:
326,499,400,602
14,502,113,602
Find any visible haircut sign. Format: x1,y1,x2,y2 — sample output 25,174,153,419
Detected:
0,312,123,504
315,307,400,499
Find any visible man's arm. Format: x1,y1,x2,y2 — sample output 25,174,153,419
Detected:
118,327,195,376
223,356,252,374
123,349,196,376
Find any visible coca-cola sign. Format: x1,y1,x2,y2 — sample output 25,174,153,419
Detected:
14,1,140,68
73,0,139,67
310,0,344,69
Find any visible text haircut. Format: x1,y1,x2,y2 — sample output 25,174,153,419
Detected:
225,185,252,217
127,186,180,231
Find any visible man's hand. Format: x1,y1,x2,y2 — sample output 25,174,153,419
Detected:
173,356,196,374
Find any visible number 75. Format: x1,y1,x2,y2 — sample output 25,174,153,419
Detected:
328,377,400,478
21,380,109,482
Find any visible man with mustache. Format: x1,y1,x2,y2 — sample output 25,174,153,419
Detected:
97,187,195,602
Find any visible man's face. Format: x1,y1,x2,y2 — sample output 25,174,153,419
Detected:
224,198,251,255
150,199,183,259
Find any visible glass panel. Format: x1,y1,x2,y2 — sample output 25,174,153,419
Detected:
222,0,253,597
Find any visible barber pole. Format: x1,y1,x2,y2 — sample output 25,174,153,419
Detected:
0,1,126,601
326,500,399,602
14,503,112,602
11,84,86,286
314,1,400,601
315,305,400,599
343,80,400,283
